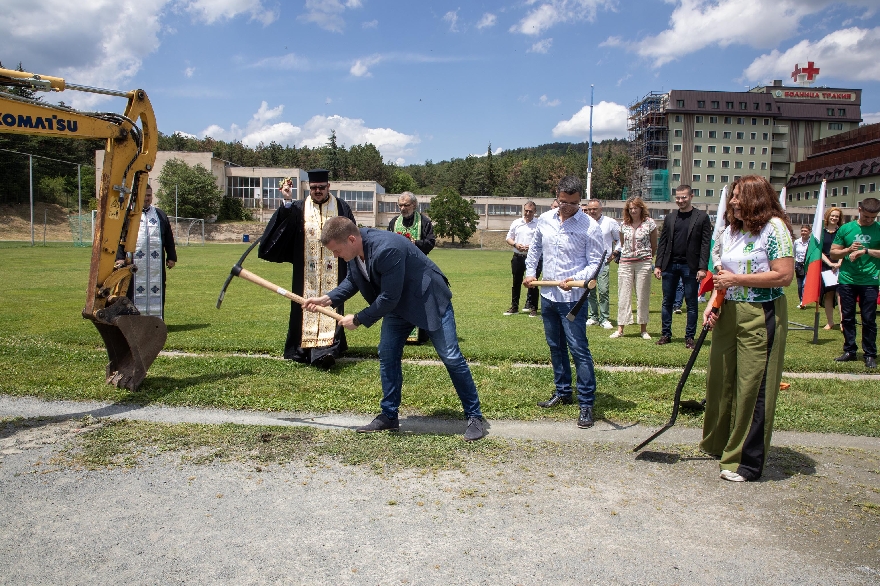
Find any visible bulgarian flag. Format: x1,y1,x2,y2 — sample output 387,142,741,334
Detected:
698,185,728,295
801,179,827,306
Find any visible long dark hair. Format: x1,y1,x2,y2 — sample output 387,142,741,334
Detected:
727,175,793,236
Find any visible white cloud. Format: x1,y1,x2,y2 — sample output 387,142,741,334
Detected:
529,38,553,53
539,95,561,107
616,73,631,86
743,27,880,83
862,112,880,125
552,101,628,141
510,0,613,36
172,130,198,139
350,55,383,77
194,106,420,161
185,0,278,26
443,10,459,32
362,19,378,29
184,67,196,78
252,53,310,70
477,13,497,29
298,0,363,33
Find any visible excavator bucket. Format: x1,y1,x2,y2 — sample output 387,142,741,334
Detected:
92,314,167,391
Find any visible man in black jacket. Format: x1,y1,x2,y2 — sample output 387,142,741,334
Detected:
653,185,712,349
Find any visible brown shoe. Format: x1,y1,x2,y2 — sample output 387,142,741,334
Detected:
656,335,671,345
685,338,696,350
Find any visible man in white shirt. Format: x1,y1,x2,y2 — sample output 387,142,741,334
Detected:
504,201,541,317
582,199,619,329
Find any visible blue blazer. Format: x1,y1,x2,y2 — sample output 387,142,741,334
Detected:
327,229,452,331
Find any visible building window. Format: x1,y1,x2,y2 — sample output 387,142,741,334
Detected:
337,190,374,212
814,190,819,198
707,160,716,167
765,103,772,111
726,101,734,109
696,115,704,123
227,176,262,208
749,161,755,169
675,115,683,122
694,130,703,138
677,99,685,107
734,161,743,169
694,159,702,167
796,192,801,201
737,117,745,124
673,173,681,181
827,108,835,116
841,202,848,208
832,187,838,197
722,161,730,168
724,117,732,124
761,162,767,170
260,176,293,210
673,158,681,167
697,101,705,108
764,117,770,124
674,129,683,137
750,132,757,140
739,102,747,110
711,101,719,109
707,175,715,182
694,145,703,152
723,131,732,139
762,147,768,155
721,175,729,183
488,205,522,216
708,130,717,138
708,145,717,153
838,108,846,117
843,186,848,195
693,189,700,196
673,144,682,152
870,183,876,192
805,191,811,200
710,116,718,123
859,184,866,193
735,146,744,154
722,146,731,153
829,122,843,130
749,147,756,155
707,189,714,197
736,132,744,139
753,103,759,111
734,175,742,181
762,132,769,140
693,175,701,182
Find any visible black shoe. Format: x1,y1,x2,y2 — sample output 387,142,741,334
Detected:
834,352,858,362
537,394,573,408
866,356,877,369
503,306,519,316
464,417,486,441
577,406,594,429
685,338,696,350
356,414,400,433
656,335,671,346
313,354,335,370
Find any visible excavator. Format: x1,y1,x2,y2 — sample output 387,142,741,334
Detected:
0,67,165,390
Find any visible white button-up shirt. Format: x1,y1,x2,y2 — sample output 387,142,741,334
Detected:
506,217,538,255
595,214,621,257
526,209,605,303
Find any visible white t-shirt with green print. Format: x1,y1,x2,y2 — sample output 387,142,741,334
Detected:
720,217,794,302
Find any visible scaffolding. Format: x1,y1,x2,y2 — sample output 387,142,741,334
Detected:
628,91,670,201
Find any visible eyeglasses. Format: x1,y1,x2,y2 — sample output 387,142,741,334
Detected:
554,199,579,208
398,203,414,208
310,184,329,191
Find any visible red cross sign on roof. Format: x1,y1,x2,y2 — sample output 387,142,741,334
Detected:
792,62,820,83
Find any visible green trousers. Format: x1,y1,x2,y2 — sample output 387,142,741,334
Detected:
700,296,788,481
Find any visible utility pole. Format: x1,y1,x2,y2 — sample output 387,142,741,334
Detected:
29,154,34,246
586,85,594,199
77,164,82,245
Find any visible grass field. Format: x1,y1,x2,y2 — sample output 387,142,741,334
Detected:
0,242,877,435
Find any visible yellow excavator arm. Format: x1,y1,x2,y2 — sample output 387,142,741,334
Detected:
1,67,165,390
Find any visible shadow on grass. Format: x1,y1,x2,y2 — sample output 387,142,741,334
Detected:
166,323,211,333
130,369,257,400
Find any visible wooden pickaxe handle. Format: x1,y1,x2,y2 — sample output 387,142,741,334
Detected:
529,280,592,289
233,266,344,322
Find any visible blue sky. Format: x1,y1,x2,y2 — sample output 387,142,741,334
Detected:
3,1,880,165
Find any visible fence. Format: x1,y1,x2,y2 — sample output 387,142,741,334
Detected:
79,211,205,247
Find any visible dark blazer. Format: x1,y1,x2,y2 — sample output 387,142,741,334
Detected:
327,229,452,331
654,207,712,273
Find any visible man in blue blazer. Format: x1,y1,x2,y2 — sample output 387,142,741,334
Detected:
303,217,486,441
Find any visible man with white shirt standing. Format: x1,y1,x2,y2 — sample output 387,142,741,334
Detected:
582,199,619,329
504,201,541,317
524,176,605,429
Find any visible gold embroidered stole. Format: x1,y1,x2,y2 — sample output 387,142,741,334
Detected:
301,197,341,348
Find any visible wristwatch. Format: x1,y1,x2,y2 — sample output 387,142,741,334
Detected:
352,314,361,327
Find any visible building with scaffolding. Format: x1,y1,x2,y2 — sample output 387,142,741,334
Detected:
628,82,863,203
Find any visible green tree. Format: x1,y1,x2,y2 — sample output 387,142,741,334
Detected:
388,168,417,194
323,130,342,180
218,195,253,221
156,158,223,219
428,186,479,244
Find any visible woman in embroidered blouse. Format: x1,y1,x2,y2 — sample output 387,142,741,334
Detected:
820,207,843,329
611,196,657,340
701,176,794,482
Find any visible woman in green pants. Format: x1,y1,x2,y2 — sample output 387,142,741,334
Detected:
701,176,795,482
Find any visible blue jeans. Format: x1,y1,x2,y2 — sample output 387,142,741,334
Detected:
541,298,597,407
377,304,482,419
586,264,611,323
661,263,699,339
838,284,878,358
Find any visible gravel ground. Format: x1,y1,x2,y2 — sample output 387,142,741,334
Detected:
1,396,879,585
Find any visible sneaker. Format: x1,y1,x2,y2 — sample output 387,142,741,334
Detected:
585,318,598,326
464,417,486,441
577,406,594,429
503,306,518,316
641,332,652,340
529,308,538,318
523,305,534,312
866,356,877,369
673,307,682,315
685,338,696,350
609,331,623,339
656,335,671,346
600,320,613,329
356,414,400,433
720,469,746,482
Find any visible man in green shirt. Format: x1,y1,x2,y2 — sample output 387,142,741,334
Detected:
831,197,880,369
